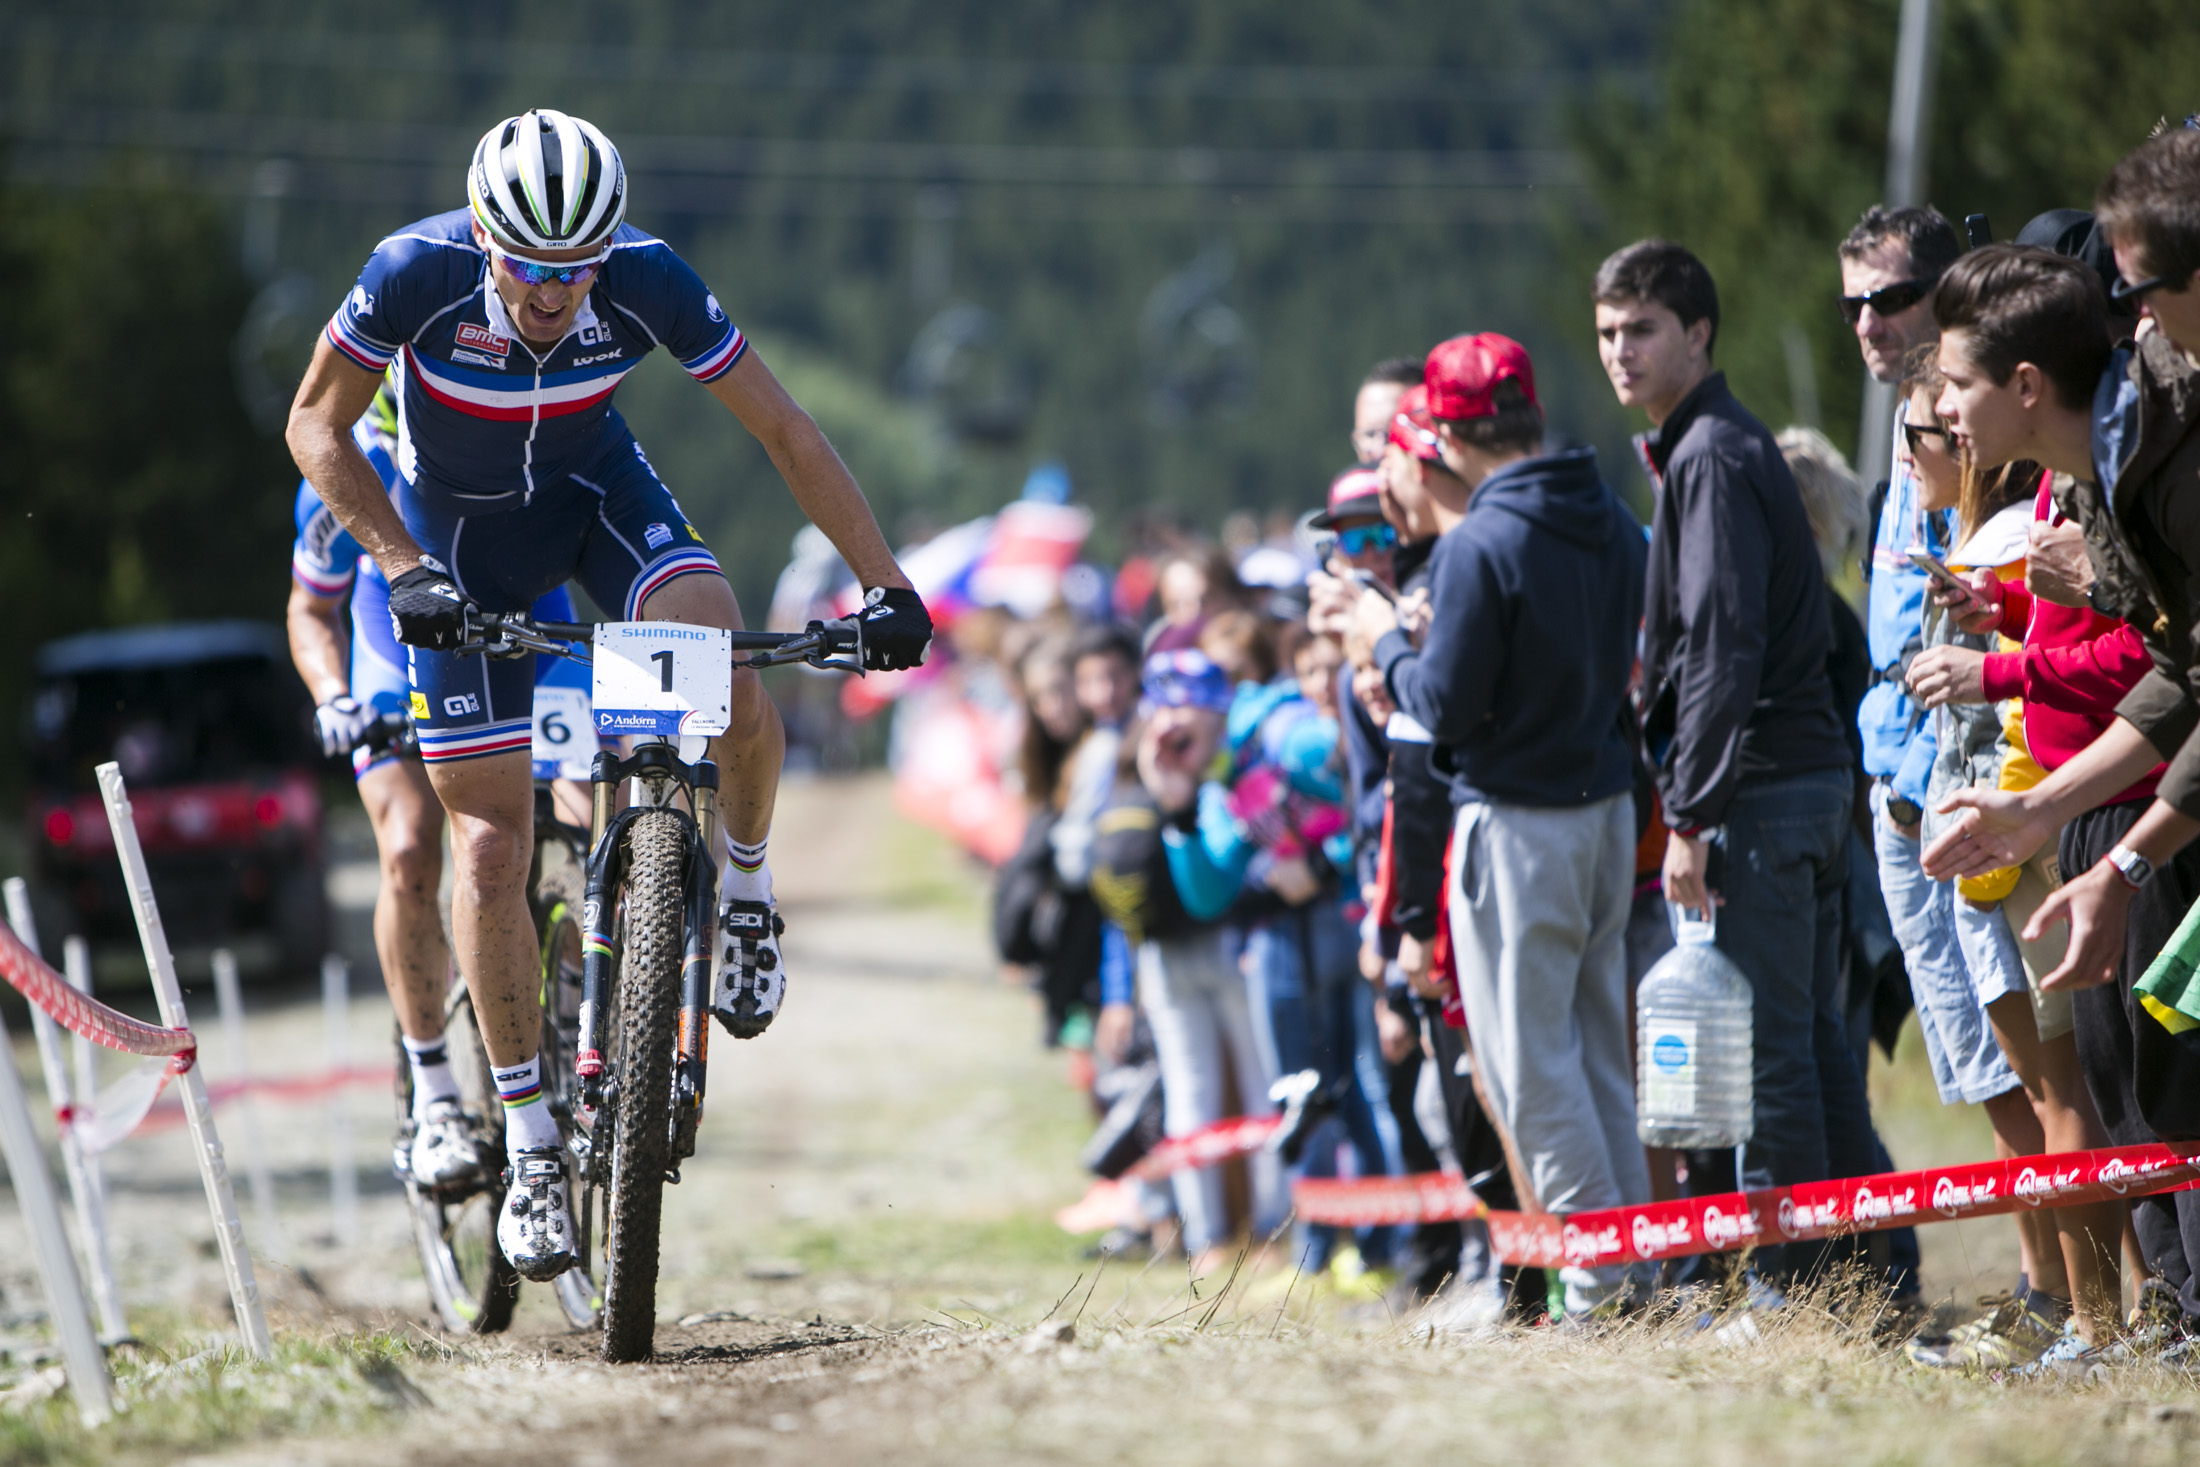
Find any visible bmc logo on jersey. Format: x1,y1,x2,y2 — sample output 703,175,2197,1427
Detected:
455,322,511,359
443,693,481,718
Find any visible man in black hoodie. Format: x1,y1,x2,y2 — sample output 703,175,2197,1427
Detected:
1350,333,1651,1317
1595,240,1875,1282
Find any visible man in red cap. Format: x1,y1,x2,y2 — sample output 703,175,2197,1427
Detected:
1348,332,1653,1319
1594,240,1870,1288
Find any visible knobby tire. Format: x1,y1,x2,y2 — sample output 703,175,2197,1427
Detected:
598,810,685,1362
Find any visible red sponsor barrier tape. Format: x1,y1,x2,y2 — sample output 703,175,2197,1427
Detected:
135,1066,396,1134
1292,1142,2200,1270
0,917,195,1068
1125,1114,1282,1182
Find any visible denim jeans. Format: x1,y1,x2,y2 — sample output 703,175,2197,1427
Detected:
1871,783,2019,1105
1705,769,1885,1279
1244,900,1403,1267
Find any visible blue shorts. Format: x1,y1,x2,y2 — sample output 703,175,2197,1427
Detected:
348,566,413,779
397,439,721,764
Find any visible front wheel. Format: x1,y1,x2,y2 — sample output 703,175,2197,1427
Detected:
597,810,686,1362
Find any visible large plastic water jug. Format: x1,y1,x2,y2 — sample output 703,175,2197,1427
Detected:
1635,907,1754,1149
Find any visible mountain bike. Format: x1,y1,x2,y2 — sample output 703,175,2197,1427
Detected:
454,606,862,1362
367,711,602,1335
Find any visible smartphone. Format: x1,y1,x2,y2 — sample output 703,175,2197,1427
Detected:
1345,568,1398,604
1906,547,1972,596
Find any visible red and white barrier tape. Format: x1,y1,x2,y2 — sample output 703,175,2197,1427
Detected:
136,1066,393,1134
1293,1142,2200,1270
1125,1114,1282,1182
0,920,194,1068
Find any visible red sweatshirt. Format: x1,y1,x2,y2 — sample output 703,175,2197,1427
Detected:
1977,480,2162,803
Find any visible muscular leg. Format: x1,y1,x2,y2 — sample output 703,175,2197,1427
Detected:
639,572,783,845
422,751,541,1067
357,759,450,1040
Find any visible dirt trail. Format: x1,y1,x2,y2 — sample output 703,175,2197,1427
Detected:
8,776,2198,1465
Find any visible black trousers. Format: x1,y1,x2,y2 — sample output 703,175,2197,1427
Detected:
2063,801,2200,1320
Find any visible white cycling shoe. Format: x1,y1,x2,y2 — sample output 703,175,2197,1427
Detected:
406,1098,488,1192
713,898,787,1039
499,1147,577,1282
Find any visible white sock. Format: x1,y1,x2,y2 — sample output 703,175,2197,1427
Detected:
403,1033,459,1119
723,836,772,904
492,1054,562,1156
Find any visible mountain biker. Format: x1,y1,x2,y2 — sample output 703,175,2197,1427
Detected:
287,379,594,1199
286,109,930,1280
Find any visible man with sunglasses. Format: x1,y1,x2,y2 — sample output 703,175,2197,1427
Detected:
1837,210,1975,1168
287,109,928,1281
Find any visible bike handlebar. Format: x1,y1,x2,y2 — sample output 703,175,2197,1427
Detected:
454,609,865,674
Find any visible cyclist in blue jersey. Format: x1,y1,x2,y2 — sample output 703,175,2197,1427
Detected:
288,381,591,1197
286,110,929,1279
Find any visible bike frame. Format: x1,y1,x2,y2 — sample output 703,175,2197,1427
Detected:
574,740,720,1168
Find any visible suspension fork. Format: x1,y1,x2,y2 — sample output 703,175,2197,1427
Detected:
674,762,721,1158
575,804,642,1104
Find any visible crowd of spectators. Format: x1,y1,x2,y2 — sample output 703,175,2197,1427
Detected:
972,123,2200,1367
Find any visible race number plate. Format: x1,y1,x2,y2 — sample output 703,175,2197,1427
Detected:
591,621,733,738
530,684,599,780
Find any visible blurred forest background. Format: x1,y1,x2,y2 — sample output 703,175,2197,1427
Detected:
3,0,2197,779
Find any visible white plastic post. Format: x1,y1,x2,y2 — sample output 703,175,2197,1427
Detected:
0,889,114,1422
322,955,358,1247
61,938,109,1287
94,761,274,1360
61,939,103,1233
0,1002,112,1424
212,950,283,1262
1,882,127,1344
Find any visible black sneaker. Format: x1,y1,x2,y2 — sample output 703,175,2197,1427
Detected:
713,898,787,1038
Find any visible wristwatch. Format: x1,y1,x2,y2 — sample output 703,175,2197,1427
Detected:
2107,844,2154,891
1887,794,1923,827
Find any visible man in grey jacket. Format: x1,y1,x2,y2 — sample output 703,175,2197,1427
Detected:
1595,239,1880,1282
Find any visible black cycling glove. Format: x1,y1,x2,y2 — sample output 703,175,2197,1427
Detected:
387,564,474,651
859,585,933,672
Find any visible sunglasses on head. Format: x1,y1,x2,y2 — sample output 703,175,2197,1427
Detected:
1902,420,1950,456
1839,275,1940,326
1335,522,1397,556
491,242,609,286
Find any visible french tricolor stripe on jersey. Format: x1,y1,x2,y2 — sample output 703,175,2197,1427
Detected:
681,326,747,383
625,547,723,619
404,345,640,423
327,314,398,371
290,549,359,597
417,719,533,763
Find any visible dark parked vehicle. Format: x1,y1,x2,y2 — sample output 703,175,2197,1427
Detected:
24,621,328,982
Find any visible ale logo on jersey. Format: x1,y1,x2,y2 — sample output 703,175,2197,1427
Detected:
454,322,512,367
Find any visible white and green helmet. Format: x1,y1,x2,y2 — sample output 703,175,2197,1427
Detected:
467,109,627,253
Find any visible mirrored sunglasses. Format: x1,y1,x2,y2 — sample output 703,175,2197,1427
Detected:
492,243,609,286
1335,522,1398,556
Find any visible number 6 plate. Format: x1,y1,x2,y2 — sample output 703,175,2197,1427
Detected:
591,621,734,738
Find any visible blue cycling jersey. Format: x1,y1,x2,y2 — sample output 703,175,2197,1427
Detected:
324,209,747,513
